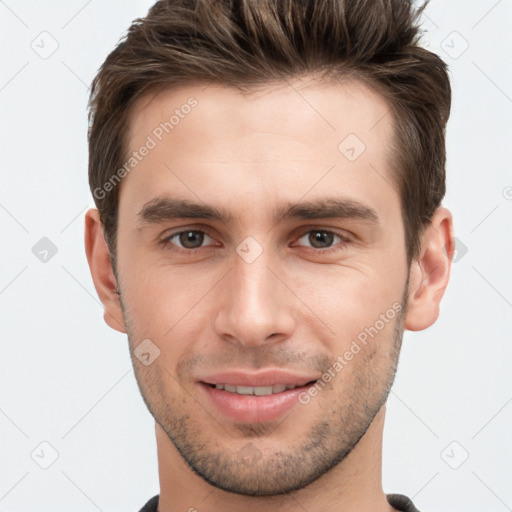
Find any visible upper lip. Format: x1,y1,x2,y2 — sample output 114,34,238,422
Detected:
198,369,319,388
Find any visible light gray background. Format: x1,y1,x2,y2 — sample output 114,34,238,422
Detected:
1,1,511,511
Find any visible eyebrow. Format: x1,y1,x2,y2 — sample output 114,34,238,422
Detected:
135,196,379,228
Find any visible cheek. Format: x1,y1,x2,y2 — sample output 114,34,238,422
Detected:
294,264,403,338
121,253,212,326
121,266,217,369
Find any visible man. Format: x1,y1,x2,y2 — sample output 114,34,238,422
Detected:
84,0,454,510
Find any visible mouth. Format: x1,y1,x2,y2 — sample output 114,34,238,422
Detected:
197,372,319,423
203,381,317,396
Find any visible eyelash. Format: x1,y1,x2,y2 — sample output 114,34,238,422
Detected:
159,227,351,256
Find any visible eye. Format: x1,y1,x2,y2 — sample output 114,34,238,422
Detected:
295,229,350,252
161,230,215,251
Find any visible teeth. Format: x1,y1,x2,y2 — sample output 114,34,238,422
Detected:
236,385,255,395
212,383,300,395
254,386,273,396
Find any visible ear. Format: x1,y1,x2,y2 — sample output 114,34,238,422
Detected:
84,208,126,333
404,207,454,331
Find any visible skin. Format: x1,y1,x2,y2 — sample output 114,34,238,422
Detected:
85,75,454,512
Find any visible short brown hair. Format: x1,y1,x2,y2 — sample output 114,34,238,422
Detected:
88,0,451,272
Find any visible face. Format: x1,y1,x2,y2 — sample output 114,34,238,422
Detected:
115,77,410,495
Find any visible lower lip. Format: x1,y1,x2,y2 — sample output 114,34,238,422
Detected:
199,383,314,423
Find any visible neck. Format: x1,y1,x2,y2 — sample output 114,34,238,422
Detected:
155,405,394,512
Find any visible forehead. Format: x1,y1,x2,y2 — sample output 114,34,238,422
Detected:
119,76,398,223
128,76,392,150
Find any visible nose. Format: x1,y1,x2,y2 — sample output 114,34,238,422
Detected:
213,249,297,348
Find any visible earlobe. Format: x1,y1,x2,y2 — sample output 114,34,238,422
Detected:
404,207,454,332
84,208,126,334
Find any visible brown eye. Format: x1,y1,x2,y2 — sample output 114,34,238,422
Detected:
297,230,340,249
308,230,335,248
163,230,214,250
179,231,205,248
294,229,351,254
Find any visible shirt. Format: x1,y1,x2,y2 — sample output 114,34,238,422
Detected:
138,493,420,511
